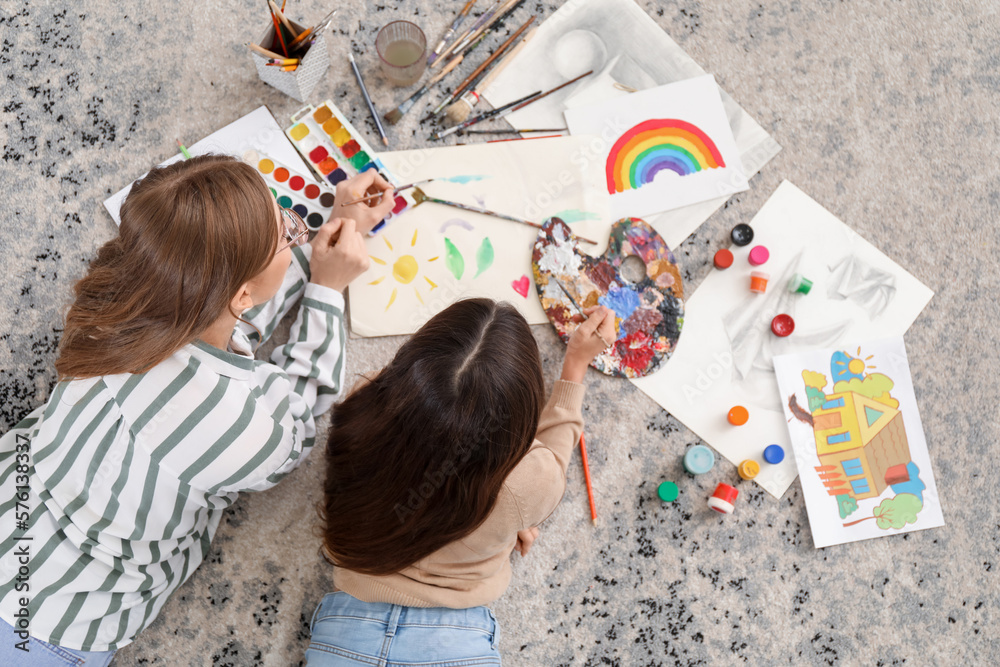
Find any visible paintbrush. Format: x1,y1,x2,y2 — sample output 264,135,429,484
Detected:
432,0,502,68
458,127,565,134
410,188,597,245
446,0,522,64
430,89,541,140
548,254,614,345
442,69,593,135
348,52,389,146
435,70,591,139
288,8,337,51
383,54,464,124
444,26,535,124
509,69,593,114
421,10,529,123
428,0,477,66
342,179,436,206
447,0,524,65
426,16,534,123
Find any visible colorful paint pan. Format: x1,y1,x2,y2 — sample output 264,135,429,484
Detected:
243,150,336,232
286,100,417,232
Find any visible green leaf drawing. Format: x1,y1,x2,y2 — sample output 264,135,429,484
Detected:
474,238,494,278
444,238,464,280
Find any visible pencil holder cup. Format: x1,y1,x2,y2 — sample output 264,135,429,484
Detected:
251,21,329,102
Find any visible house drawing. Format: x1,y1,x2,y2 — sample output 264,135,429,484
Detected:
810,391,911,501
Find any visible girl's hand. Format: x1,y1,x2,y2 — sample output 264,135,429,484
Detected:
309,218,370,293
333,170,396,235
561,306,616,383
515,526,540,557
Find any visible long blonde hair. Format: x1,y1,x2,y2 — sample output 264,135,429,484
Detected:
56,155,278,379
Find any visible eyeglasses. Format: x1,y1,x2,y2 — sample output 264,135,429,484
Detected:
277,207,309,254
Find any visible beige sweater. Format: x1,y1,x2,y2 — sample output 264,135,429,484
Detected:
334,380,585,608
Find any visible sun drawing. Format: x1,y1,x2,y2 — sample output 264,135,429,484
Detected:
832,346,877,383
368,230,439,310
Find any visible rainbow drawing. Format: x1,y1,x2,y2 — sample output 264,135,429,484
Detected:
606,119,726,194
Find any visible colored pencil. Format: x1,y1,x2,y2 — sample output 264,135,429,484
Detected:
266,0,290,57
265,58,300,65
429,0,477,66
348,52,389,146
579,433,598,525
411,188,597,245
268,0,299,38
176,139,191,160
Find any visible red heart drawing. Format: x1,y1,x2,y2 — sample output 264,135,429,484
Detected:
511,275,530,298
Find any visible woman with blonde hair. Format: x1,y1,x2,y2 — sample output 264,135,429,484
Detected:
0,154,392,664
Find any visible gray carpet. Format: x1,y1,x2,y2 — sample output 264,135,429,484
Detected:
2,0,998,664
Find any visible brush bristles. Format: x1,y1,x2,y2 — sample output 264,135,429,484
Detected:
444,96,475,125
383,107,403,125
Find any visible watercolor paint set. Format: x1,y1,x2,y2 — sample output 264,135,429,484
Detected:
243,149,337,230
285,100,413,219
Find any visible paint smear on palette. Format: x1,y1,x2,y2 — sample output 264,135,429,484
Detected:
531,216,685,378
536,225,583,275
475,238,494,277
444,238,464,279
552,209,601,223
439,218,475,234
438,175,490,184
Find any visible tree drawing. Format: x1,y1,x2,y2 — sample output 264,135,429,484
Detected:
842,493,922,529
835,494,859,520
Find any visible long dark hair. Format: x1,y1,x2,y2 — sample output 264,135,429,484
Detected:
56,155,277,378
321,299,545,575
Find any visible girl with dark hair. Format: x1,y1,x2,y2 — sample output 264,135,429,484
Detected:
306,298,616,665
0,155,394,664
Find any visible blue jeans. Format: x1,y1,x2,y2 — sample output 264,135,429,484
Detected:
0,617,115,666
305,592,502,666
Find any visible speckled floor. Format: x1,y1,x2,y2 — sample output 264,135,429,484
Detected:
2,0,998,665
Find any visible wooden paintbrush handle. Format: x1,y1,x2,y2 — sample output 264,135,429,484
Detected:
428,52,464,85
451,16,534,102
475,26,535,94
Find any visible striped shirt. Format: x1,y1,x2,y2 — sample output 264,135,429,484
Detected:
0,245,345,651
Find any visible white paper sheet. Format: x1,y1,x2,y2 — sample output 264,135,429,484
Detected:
103,106,307,224
630,181,934,498
349,137,611,337
564,75,747,218
773,337,945,548
482,0,781,248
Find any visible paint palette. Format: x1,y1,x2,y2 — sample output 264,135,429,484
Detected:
532,216,685,378
285,100,413,222
243,150,336,231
